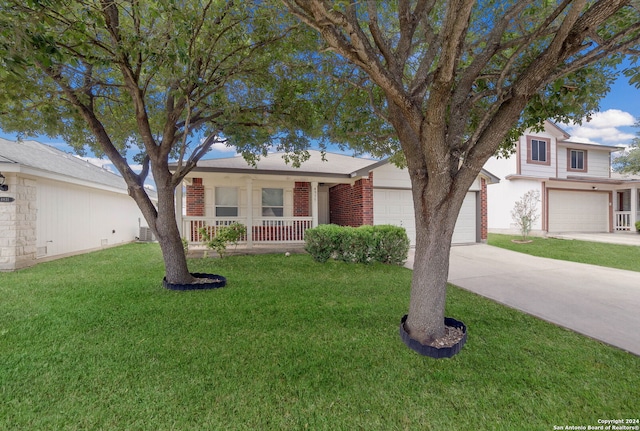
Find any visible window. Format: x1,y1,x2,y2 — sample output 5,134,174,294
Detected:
526,136,550,166
530,139,547,162
215,187,238,217
569,149,586,171
262,188,284,217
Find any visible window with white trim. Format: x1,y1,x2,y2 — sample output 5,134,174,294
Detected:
262,188,284,217
215,187,238,217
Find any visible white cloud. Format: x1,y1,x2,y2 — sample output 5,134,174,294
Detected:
210,141,237,153
560,109,637,146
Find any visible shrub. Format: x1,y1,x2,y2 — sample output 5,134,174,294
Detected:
336,225,375,263
370,224,411,265
511,190,540,240
304,224,343,262
304,224,409,265
199,223,247,258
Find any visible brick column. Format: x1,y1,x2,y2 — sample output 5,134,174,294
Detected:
185,178,205,242
329,172,374,227
293,182,310,217
186,178,205,217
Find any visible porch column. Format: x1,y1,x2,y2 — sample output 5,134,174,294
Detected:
246,177,253,247
631,186,638,231
175,182,184,237
311,181,319,227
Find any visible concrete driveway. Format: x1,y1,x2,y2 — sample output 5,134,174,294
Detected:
405,244,640,356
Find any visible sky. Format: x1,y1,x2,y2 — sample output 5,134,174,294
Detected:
1,70,639,186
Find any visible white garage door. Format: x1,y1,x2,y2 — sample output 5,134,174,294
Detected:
548,190,609,233
373,189,477,245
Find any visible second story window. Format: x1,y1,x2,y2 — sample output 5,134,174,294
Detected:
526,136,550,165
569,149,586,171
531,139,547,162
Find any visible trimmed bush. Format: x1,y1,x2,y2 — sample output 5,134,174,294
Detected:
370,224,411,265
304,224,409,265
304,224,344,263
336,225,374,264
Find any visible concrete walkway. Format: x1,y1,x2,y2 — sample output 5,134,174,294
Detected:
405,244,640,356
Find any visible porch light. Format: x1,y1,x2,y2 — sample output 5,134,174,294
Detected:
0,173,7,192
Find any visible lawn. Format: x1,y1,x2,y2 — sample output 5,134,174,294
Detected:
1,243,638,430
488,233,640,272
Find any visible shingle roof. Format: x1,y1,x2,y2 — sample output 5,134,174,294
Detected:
0,138,129,190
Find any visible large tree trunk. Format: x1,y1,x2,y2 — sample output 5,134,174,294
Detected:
152,169,194,285
404,173,467,344
154,189,194,285
128,165,194,285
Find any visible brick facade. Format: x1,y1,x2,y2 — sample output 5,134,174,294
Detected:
186,177,205,217
329,172,374,227
293,182,310,217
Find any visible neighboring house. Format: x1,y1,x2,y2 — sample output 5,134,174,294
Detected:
172,150,499,247
0,138,153,271
483,120,640,235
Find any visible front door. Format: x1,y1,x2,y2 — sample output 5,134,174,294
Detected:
318,186,329,225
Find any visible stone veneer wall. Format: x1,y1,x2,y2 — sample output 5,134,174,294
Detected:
0,174,37,271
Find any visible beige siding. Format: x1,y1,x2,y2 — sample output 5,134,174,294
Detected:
557,146,611,178
372,163,412,188
519,132,558,178
36,178,143,258
372,162,482,191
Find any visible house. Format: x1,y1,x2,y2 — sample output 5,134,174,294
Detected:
483,120,640,235
0,138,153,271
173,150,500,247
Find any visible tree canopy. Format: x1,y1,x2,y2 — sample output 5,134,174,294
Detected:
0,0,324,283
283,0,640,347
614,119,640,174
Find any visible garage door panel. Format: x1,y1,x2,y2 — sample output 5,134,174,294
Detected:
374,189,476,245
548,190,609,233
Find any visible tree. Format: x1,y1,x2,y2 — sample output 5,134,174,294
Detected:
614,119,640,174
0,0,320,284
282,1,640,346
511,190,540,241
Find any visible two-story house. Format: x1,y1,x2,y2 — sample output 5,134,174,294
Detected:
484,121,640,235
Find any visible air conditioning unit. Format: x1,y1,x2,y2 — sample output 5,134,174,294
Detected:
139,226,155,242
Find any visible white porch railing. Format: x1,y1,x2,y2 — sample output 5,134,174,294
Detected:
182,216,313,244
614,211,640,231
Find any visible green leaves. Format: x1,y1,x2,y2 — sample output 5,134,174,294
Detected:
613,119,640,174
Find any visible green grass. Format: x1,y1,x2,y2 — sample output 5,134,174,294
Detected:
1,243,638,430
488,233,640,272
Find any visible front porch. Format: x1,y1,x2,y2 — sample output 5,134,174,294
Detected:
614,211,640,232
182,216,313,245
614,186,640,232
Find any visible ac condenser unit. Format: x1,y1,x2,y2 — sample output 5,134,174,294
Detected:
139,226,155,242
